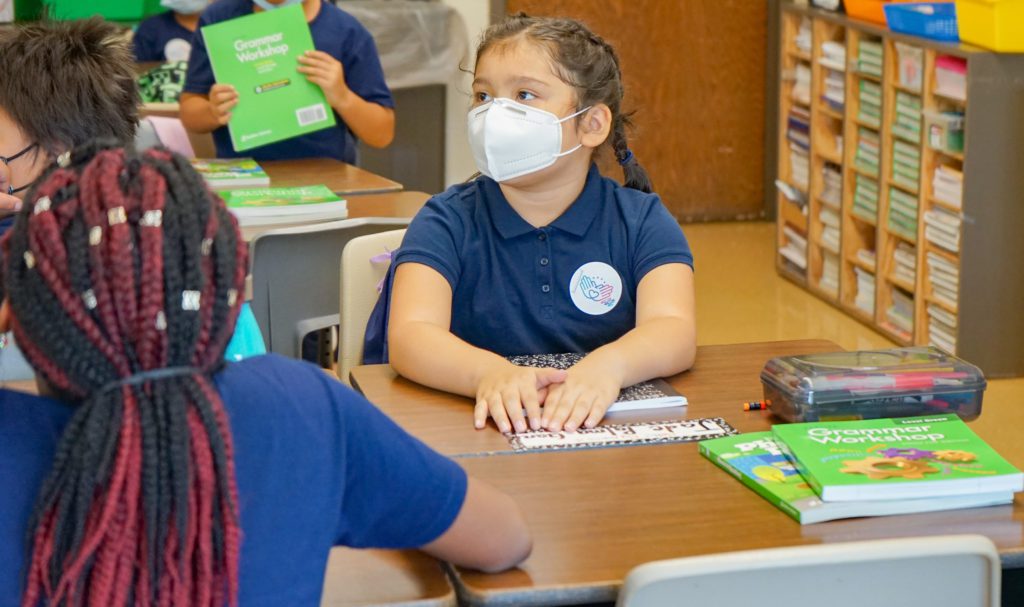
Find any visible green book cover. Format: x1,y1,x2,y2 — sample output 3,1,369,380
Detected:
221,185,347,224
191,158,270,189
700,432,1013,524
201,4,336,152
772,414,1024,501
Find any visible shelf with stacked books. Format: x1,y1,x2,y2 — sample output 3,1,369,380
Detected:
917,50,966,355
806,18,847,302
775,11,814,285
839,28,884,323
771,2,1024,376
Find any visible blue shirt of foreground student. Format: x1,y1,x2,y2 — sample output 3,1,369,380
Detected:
133,11,196,63
0,355,466,606
184,0,394,162
393,164,694,356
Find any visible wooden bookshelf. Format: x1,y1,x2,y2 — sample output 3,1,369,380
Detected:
770,2,1024,377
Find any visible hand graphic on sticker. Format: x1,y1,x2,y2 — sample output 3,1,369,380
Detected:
579,275,613,303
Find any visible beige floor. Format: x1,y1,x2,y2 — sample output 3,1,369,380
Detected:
685,221,1024,456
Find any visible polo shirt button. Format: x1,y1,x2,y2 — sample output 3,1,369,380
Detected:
538,233,547,241
541,284,551,293
540,257,549,266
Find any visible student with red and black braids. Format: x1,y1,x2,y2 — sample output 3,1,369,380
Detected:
0,142,530,607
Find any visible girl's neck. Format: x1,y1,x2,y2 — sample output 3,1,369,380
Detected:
255,0,321,21
498,156,591,228
174,12,201,31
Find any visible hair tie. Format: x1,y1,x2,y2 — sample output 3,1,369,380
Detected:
618,149,635,167
94,365,205,397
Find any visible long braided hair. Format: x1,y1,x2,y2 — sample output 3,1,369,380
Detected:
3,142,247,607
476,13,655,193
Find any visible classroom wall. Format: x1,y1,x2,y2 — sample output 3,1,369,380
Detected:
440,0,490,187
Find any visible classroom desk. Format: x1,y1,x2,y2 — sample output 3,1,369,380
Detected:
350,340,839,457
320,548,455,607
351,340,1024,606
262,158,403,196
239,190,430,243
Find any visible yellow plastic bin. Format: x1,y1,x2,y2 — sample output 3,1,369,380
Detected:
955,0,1024,52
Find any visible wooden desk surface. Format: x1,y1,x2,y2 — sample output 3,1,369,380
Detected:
350,340,840,457
262,158,402,196
321,548,454,607
351,340,1024,606
238,190,429,243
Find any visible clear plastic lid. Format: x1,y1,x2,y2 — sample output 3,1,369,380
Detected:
760,346,986,406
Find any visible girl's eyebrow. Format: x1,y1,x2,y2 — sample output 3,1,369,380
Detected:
471,75,551,89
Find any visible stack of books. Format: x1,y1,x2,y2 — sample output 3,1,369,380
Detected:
857,80,882,128
892,91,923,142
887,187,919,242
853,174,879,222
787,106,811,191
820,206,841,254
822,69,845,112
924,207,962,253
892,242,917,286
819,41,846,71
192,158,271,190
700,415,1021,525
856,248,877,268
934,55,967,101
854,266,876,315
820,251,839,296
932,165,963,209
220,185,348,226
891,140,921,193
820,162,842,208
928,303,958,354
854,127,880,176
856,38,884,78
790,145,810,191
927,251,959,310
796,18,812,55
886,287,914,337
780,225,808,271
792,63,812,106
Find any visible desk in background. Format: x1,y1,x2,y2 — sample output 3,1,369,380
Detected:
351,340,1024,606
262,158,402,196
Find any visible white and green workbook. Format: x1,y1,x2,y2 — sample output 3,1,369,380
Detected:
201,3,336,151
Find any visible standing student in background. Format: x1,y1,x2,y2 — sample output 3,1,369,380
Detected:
133,0,211,63
0,19,138,233
0,143,530,606
180,0,395,162
387,14,696,435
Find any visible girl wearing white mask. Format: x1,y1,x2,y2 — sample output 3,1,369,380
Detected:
387,14,696,435
133,0,210,63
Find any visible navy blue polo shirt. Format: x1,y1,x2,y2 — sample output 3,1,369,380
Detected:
184,0,394,162
0,355,466,606
133,11,196,62
394,165,694,356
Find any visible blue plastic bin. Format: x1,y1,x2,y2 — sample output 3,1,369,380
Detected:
884,2,960,42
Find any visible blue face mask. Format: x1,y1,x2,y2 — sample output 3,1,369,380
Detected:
159,0,208,14
252,0,303,10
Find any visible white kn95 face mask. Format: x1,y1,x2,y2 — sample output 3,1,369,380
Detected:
467,98,589,182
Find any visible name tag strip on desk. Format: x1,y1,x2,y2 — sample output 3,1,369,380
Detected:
506,418,737,452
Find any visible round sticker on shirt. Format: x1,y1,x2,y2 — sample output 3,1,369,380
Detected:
164,38,193,63
569,262,622,315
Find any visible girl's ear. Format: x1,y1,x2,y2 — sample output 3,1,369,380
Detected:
0,299,11,333
579,103,612,150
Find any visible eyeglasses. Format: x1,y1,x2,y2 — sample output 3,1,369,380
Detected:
1,142,38,196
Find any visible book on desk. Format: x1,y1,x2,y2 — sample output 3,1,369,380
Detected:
220,185,347,226
700,431,1014,524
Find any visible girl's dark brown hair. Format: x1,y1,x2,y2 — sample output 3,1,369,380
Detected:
4,141,247,607
0,19,139,156
476,13,653,193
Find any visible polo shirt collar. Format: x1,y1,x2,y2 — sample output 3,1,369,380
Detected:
483,164,603,240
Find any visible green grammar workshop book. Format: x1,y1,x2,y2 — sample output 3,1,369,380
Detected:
772,414,1023,502
200,3,336,152
221,185,347,225
699,432,1013,524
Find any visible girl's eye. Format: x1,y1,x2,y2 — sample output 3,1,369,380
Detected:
516,90,536,102
474,91,492,104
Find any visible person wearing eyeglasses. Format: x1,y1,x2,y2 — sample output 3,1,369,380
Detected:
0,19,139,235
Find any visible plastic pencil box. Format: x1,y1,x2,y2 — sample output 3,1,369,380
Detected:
760,346,985,423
